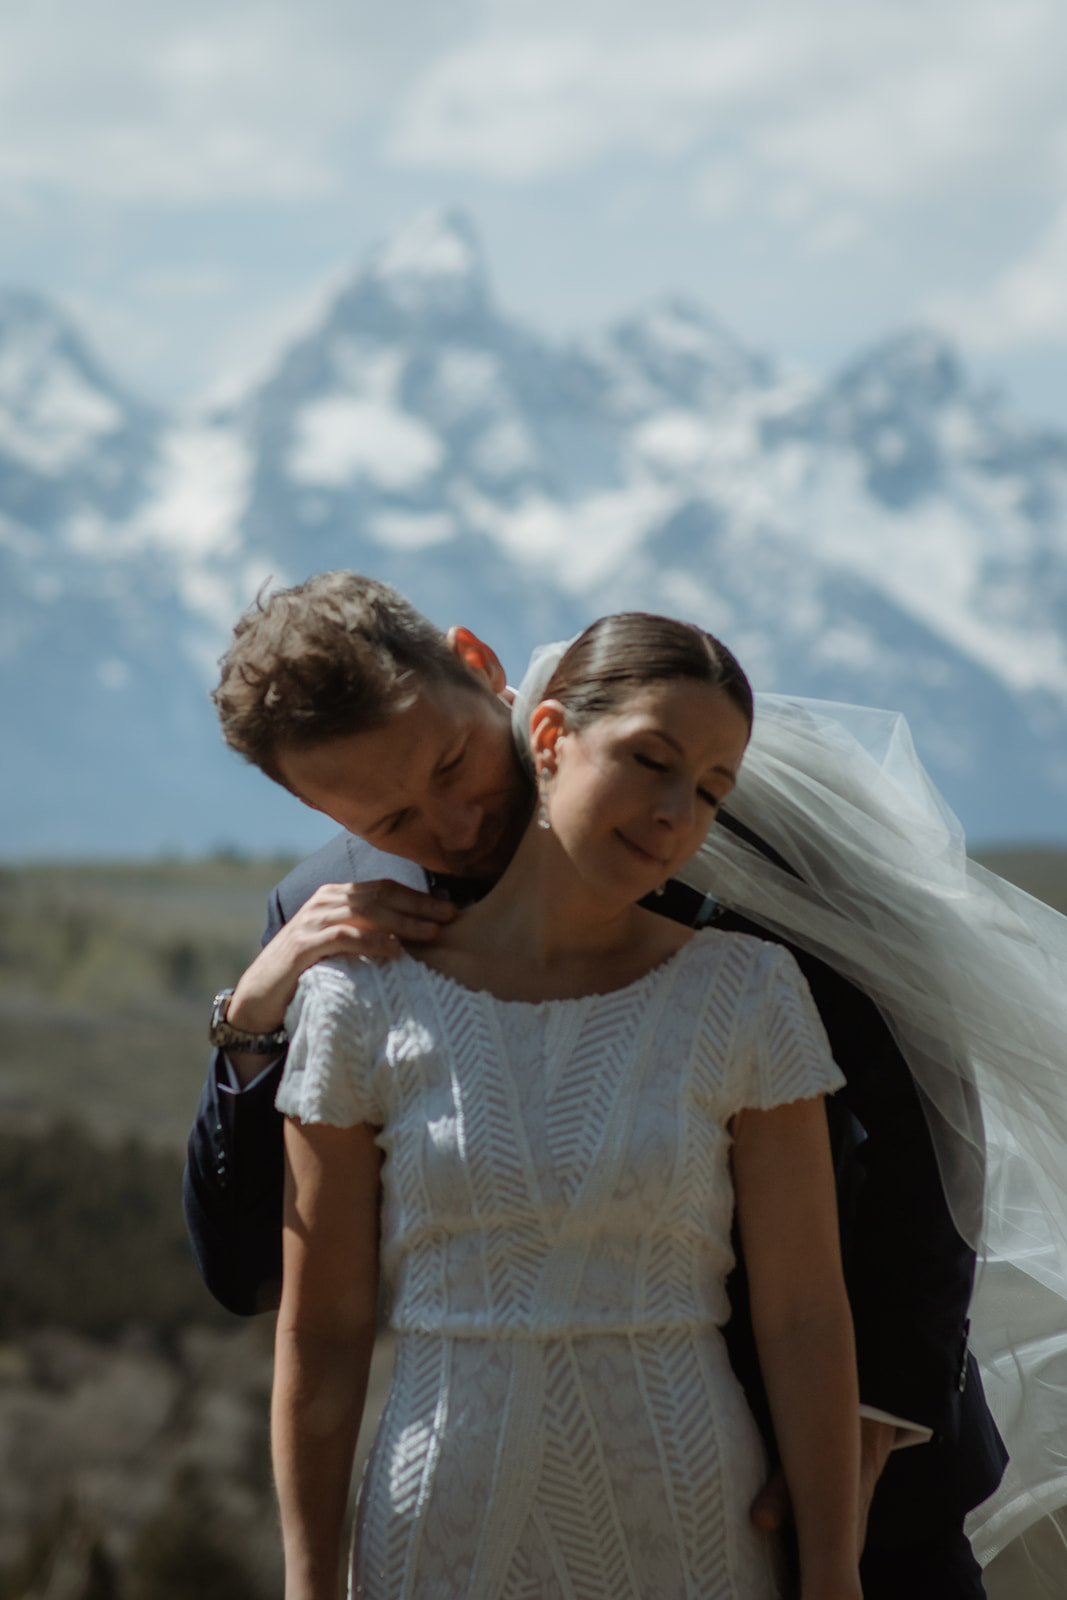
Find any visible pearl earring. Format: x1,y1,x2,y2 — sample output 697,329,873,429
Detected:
537,768,551,831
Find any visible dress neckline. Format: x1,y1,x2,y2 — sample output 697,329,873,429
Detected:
397,928,718,1012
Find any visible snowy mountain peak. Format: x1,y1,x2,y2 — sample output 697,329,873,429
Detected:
590,293,771,418
5,216,1067,854
834,326,965,416
0,290,137,476
0,286,75,344
757,325,1001,509
372,207,484,288
341,208,492,330
620,293,769,383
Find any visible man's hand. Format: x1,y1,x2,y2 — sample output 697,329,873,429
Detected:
224,881,456,1086
749,1415,898,1549
857,1416,896,1545
749,1465,791,1535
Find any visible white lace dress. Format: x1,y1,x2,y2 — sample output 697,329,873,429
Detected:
277,928,844,1600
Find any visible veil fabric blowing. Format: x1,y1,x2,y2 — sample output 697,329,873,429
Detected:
512,639,1067,1565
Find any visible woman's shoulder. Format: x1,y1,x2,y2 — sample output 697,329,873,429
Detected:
683,925,800,981
287,953,404,1040
280,956,404,1129
294,953,378,1004
675,927,817,1018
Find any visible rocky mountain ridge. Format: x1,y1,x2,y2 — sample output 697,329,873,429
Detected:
3,209,1066,853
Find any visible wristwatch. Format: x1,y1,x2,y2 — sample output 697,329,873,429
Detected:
209,988,290,1054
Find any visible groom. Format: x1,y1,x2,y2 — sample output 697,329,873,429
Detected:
184,571,1005,1599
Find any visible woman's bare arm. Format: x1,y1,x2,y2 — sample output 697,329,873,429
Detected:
733,1096,861,1600
272,1118,382,1600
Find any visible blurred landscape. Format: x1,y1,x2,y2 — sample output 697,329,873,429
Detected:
2,847,1065,1600
0,855,297,1149
0,854,337,1600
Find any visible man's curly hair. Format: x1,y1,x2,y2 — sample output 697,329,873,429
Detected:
212,571,477,791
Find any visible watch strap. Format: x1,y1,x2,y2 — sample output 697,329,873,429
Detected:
209,987,289,1054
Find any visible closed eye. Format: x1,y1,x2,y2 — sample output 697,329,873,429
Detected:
634,753,667,773
384,809,412,836
439,743,467,776
697,788,720,808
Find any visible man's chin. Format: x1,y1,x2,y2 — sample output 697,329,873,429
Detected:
448,817,526,881
446,842,510,881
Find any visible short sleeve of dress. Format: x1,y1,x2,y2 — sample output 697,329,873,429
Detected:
276,958,384,1128
743,945,846,1111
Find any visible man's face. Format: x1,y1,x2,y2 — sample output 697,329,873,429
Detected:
275,676,534,880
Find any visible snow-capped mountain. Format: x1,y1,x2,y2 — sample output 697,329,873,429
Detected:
3,211,1066,855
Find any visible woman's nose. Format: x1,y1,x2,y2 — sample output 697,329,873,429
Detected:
654,783,695,830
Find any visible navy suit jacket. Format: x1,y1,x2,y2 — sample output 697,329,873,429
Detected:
182,827,1006,1549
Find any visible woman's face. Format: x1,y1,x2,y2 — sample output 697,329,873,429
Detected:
539,679,751,903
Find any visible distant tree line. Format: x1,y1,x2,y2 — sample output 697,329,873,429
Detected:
0,1121,232,1341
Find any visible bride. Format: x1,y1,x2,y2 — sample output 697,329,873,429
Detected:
271,612,862,1600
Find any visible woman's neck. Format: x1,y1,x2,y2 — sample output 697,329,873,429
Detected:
416,820,690,1002
462,828,638,966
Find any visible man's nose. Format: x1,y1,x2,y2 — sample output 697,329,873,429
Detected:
434,796,484,852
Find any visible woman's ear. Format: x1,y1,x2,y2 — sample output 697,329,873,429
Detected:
529,700,567,770
446,626,507,694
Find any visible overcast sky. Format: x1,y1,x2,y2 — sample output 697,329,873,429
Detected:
3,0,1067,422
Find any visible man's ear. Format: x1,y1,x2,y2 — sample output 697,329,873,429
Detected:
528,700,567,769
446,626,507,694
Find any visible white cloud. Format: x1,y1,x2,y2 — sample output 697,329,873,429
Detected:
388,9,780,180
0,1,472,201
693,160,745,220
389,0,1067,210
930,205,1067,349
3,0,1067,405
2,1,1064,285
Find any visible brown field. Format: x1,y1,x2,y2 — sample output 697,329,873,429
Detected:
0,855,296,1148
0,847,1062,1600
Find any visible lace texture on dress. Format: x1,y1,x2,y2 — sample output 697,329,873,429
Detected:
279,930,842,1600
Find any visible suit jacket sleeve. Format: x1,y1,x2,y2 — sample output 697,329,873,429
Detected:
182,885,289,1315
182,833,425,1315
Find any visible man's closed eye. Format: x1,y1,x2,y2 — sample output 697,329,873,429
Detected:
438,743,467,777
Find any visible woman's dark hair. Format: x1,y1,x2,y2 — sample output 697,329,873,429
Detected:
541,613,753,732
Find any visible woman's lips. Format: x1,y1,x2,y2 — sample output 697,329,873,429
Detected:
615,831,670,868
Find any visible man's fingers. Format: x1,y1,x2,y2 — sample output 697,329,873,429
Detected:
749,1468,792,1533
342,881,457,922
310,909,450,945
322,928,403,961
380,914,454,943
299,881,458,936
228,882,459,1031
364,883,457,920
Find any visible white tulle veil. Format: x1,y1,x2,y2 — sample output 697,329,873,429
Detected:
512,637,1067,1566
